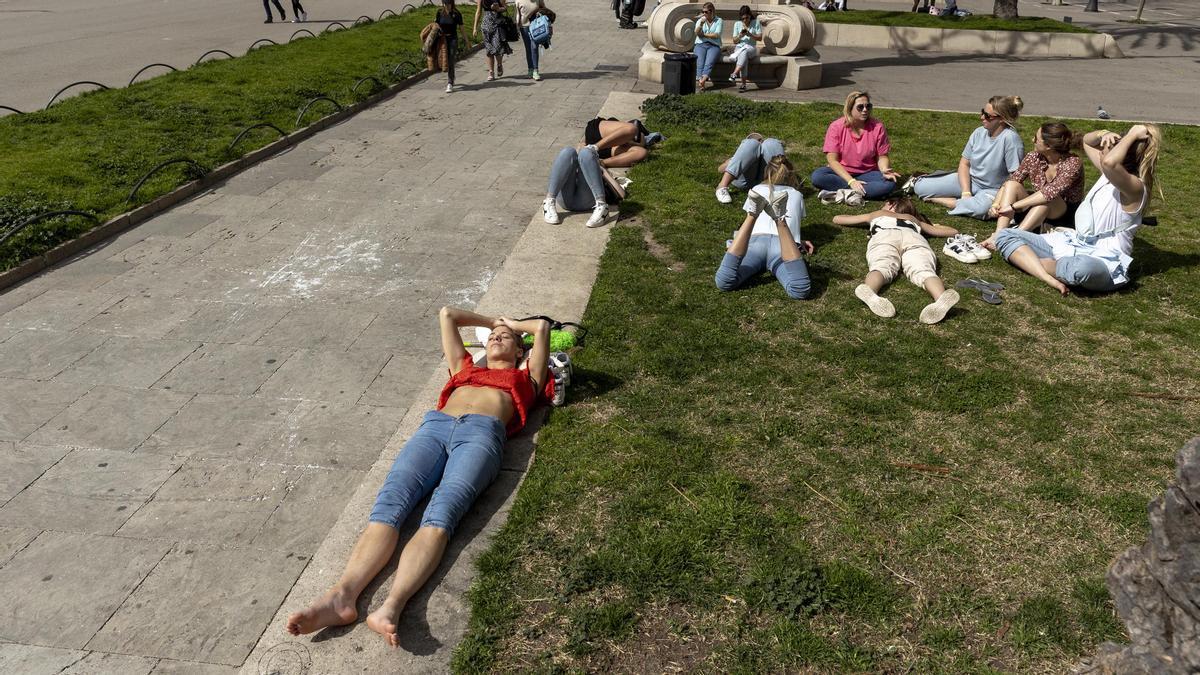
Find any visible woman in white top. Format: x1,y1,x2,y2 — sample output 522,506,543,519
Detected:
725,5,762,92
714,156,814,300
994,124,1161,295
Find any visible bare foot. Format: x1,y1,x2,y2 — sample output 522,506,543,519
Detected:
1050,278,1070,296
366,599,403,648
981,236,997,251
285,588,357,635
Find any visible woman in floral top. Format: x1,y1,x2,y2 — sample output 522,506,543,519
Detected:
982,121,1084,248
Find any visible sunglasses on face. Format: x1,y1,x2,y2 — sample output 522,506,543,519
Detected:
980,109,1001,121
855,103,873,112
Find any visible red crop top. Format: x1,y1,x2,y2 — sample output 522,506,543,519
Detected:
437,355,554,436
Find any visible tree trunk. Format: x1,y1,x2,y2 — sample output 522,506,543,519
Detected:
993,0,1019,19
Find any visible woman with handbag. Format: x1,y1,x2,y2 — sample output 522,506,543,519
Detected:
516,0,555,80
474,0,514,81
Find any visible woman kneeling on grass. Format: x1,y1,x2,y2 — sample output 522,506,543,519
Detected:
994,124,1161,295
286,307,551,647
714,156,814,300
834,197,961,324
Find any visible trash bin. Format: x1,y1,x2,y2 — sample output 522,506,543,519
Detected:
662,52,697,96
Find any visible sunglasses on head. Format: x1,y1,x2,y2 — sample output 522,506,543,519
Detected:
855,103,873,112
980,108,1001,121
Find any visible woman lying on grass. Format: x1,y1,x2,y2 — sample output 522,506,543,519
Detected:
714,155,814,300
714,132,785,204
834,197,961,324
993,123,1161,295
286,307,551,648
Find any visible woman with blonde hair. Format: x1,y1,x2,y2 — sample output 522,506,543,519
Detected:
811,91,899,202
714,155,815,300
908,95,1025,219
994,124,1161,294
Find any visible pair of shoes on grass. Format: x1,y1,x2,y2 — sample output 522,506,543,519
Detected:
818,188,864,207
943,233,990,263
543,198,610,228
855,284,960,324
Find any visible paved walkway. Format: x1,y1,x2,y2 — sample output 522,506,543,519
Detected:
0,3,648,672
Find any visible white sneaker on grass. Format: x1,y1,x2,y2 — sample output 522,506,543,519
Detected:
543,197,560,224
942,234,978,263
919,289,960,325
855,284,896,318
586,202,610,228
818,189,840,205
715,186,732,204
959,233,991,260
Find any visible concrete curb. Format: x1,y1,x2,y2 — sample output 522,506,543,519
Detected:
0,45,483,295
237,90,652,674
813,21,1123,58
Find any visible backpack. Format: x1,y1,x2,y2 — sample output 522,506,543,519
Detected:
529,14,552,45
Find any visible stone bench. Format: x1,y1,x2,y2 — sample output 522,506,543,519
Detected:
638,42,822,89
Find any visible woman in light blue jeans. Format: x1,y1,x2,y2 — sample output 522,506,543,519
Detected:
693,2,723,90
542,146,613,227
714,133,784,203
715,156,814,300
285,307,551,648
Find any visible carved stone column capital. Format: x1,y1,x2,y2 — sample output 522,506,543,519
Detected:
646,1,816,55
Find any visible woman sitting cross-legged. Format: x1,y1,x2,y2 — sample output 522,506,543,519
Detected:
285,307,552,647
542,146,621,228
714,156,814,300
981,122,1084,248
714,132,784,204
833,197,961,324
909,95,1025,219
811,91,900,203
724,5,762,92
994,124,1161,295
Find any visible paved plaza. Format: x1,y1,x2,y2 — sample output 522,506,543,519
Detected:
1,0,1198,672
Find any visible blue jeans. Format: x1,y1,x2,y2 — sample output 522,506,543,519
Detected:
810,167,896,200
548,147,605,211
694,42,721,78
369,411,506,536
519,26,539,70
715,235,811,300
913,172,997,219
724,137,786,190
994,229,1121,292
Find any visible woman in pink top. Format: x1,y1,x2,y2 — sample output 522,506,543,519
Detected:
810,91,900,201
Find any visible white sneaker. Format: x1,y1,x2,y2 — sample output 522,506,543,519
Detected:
532,70,541,81
715,186,732,204
543,197,560,224
960,233,991,260
842,189,865,207
818,189,841,205
942,234,978,264
445,83,453,93
586,202,609,228
300,11,308,21
855,284,896,318
919,289,960,325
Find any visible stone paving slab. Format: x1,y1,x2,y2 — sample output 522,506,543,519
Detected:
0,379,91,443
27,385,192,451
87,546,309,666
0,644,86,674
0,448,180,536
0,443,72,504
152,343,289,396
0,531,170,648
54,336,200,389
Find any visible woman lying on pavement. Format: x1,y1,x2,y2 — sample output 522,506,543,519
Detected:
714,155,814,300
542,146,624,228
714,132,785,204
993,124,1161,295
582,116,665,169
907,95,1024,219
285,307,552,647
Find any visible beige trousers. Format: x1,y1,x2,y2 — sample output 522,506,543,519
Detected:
865,229,938,287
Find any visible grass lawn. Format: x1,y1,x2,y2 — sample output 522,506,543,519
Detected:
0,8,438,271
454,95,1199,672
817,9,1094,34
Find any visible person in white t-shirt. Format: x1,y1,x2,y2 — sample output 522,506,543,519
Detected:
714,156,814,300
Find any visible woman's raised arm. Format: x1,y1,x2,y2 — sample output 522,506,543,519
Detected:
438,306,497,374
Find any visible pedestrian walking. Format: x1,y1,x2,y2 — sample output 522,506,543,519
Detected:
473,0,513,81
515,0,556,80
290,0,308,22
433,0,472,92
263,0,287,23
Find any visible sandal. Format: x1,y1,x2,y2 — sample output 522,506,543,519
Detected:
955,278,1005,304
